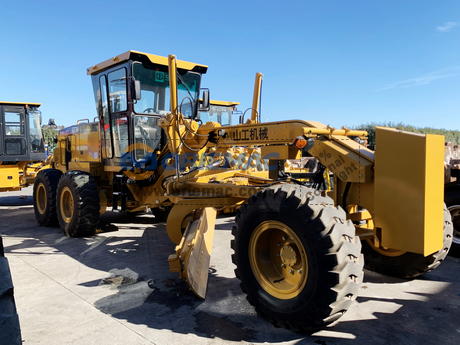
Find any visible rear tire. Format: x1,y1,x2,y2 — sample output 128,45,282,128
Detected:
56,171,100,237
33,169,62,226
445,191,460,257
231,184,364,331
361,204,453,278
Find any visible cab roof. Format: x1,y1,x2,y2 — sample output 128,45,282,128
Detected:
210,100,240,106
0,102,41,107
87,50,208,75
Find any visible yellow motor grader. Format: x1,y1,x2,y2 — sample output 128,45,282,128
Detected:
0,102,49,192
33,51,452,331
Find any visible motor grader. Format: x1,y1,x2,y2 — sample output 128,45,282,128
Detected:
33,51,452,332
0,102,49,192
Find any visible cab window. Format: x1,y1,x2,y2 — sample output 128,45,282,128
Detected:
108,68,127,113
100,75,113,158
4,107,24,135
29,109,45,153
112,117,128,158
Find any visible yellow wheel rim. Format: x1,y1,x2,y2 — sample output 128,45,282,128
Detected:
365,239,406,257
249,220,308,300
36,182,47,215
60,186,74,224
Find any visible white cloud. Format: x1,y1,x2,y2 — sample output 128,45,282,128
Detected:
376,67,460,91
436,21,458,32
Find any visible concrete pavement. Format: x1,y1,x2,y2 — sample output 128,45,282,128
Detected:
1,186,459,345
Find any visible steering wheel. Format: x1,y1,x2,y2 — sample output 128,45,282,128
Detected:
143,108,155,113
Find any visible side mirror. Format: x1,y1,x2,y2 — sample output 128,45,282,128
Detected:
199,89,210,111
132,80,141,101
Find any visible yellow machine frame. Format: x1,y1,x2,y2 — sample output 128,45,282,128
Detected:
54,50,446,265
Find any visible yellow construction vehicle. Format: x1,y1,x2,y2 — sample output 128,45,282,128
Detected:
33,51,453,331
0,102,49,192
197,99,240,126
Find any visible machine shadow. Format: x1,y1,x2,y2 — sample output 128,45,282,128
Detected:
1,207,297,342
90,212,304,343
2,201,460,343
82,213,460,344
0,194,34,207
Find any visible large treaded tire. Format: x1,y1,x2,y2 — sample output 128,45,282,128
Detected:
231,184,364,332
56,171,100,237
33,169,63,226
361,204,453,278
445,191,460,257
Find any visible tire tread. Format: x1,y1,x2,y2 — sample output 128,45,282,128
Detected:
33,169,62,227
231,184,364,332
57,171,99,237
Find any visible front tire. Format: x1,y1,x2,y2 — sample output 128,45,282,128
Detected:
231,185,364,331
33,169,62,226
56,171,100,237
361,204,453,278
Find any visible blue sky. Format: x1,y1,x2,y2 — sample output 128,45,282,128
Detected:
1,0,459,129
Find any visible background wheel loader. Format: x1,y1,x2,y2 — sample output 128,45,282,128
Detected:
33,51,453,332
0,102,50,193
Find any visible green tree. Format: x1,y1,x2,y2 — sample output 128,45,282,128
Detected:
353,122,460,146
41,127,59,149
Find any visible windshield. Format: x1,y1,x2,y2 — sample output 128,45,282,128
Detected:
29,108,45,153
133,62,201,117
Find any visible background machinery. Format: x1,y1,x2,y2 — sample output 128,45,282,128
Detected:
197,99,240,126
33,51,453,331
0,102,48,192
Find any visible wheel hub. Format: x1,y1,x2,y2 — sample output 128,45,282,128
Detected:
280,244,297,267
249,220,308,300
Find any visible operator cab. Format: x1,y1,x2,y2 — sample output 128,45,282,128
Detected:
0,102,45,164
88,50,208,168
